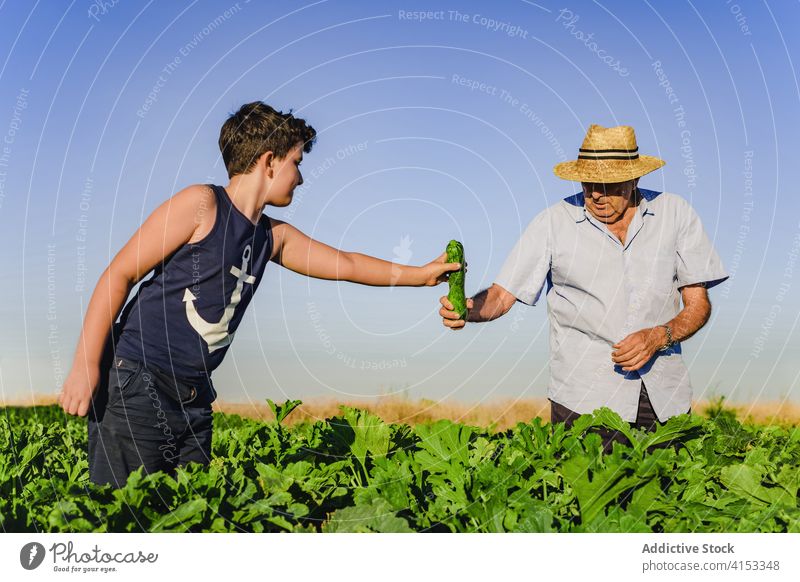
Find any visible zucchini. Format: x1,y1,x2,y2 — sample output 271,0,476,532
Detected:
446,240,467,320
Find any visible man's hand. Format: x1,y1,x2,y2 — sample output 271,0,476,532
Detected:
416,252,463,287
611,327,667,372
58,364,101,417
439,296,475,329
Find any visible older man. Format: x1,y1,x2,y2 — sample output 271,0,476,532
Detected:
440,124,728,451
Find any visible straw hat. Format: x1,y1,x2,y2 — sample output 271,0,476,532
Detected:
553,124,665,183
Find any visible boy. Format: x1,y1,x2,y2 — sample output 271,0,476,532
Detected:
59,102,460,488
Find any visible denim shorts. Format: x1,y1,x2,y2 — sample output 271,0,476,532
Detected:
87,356,214,489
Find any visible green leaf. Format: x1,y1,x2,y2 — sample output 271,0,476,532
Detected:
255,463,293,493
266,399,303,425
150,498,207,532
638,414,704,451
588,408,636,447
505,496,555,533
415,420,474,472
561,454,650,524
340,407,391,474
720,464,796,508
323,499,413,532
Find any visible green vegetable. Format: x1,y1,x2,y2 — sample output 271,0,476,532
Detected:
446,239,467,320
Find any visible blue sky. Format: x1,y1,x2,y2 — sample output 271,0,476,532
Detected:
1,0,798,406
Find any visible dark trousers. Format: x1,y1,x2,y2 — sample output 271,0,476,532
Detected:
550,383,690,454
88,355,213,489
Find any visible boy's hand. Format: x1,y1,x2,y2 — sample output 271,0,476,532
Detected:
58,365,100,417
419,252,464,287
439,296,474,329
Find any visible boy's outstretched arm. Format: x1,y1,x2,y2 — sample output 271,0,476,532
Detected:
59,185,214,416
269,218,460,286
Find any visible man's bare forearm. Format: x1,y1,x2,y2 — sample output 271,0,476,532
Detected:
72,269,133,369
661,298,711,344
467,285,512,323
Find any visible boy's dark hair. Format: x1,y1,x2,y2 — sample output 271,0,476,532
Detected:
219,102,316,178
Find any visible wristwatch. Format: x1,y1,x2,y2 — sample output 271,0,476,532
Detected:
659,324,675,351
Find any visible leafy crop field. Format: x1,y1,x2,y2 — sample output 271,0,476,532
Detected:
1,402,799,532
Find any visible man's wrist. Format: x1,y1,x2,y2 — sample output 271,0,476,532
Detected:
657,324,674,350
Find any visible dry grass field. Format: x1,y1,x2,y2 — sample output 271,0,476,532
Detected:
214,397,800,430
6,394,798,431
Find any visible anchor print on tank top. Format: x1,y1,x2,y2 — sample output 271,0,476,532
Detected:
112,184,272,382
182,244,256,352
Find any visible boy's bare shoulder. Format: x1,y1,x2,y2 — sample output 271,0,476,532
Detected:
267,216,287,260
110,184,217,284
267,217,307,261
267,216,286,231
167,184,216,217
179,184,217,244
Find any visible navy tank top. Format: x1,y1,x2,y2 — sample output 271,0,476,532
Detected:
114,184,273,392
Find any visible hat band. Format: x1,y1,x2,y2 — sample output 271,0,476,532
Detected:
578,147,639,161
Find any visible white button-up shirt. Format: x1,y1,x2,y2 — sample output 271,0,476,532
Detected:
494,188,728,422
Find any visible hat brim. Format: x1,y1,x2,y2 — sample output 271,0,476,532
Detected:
553,155,665,183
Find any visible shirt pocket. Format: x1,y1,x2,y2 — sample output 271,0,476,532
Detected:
647,255,677,296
